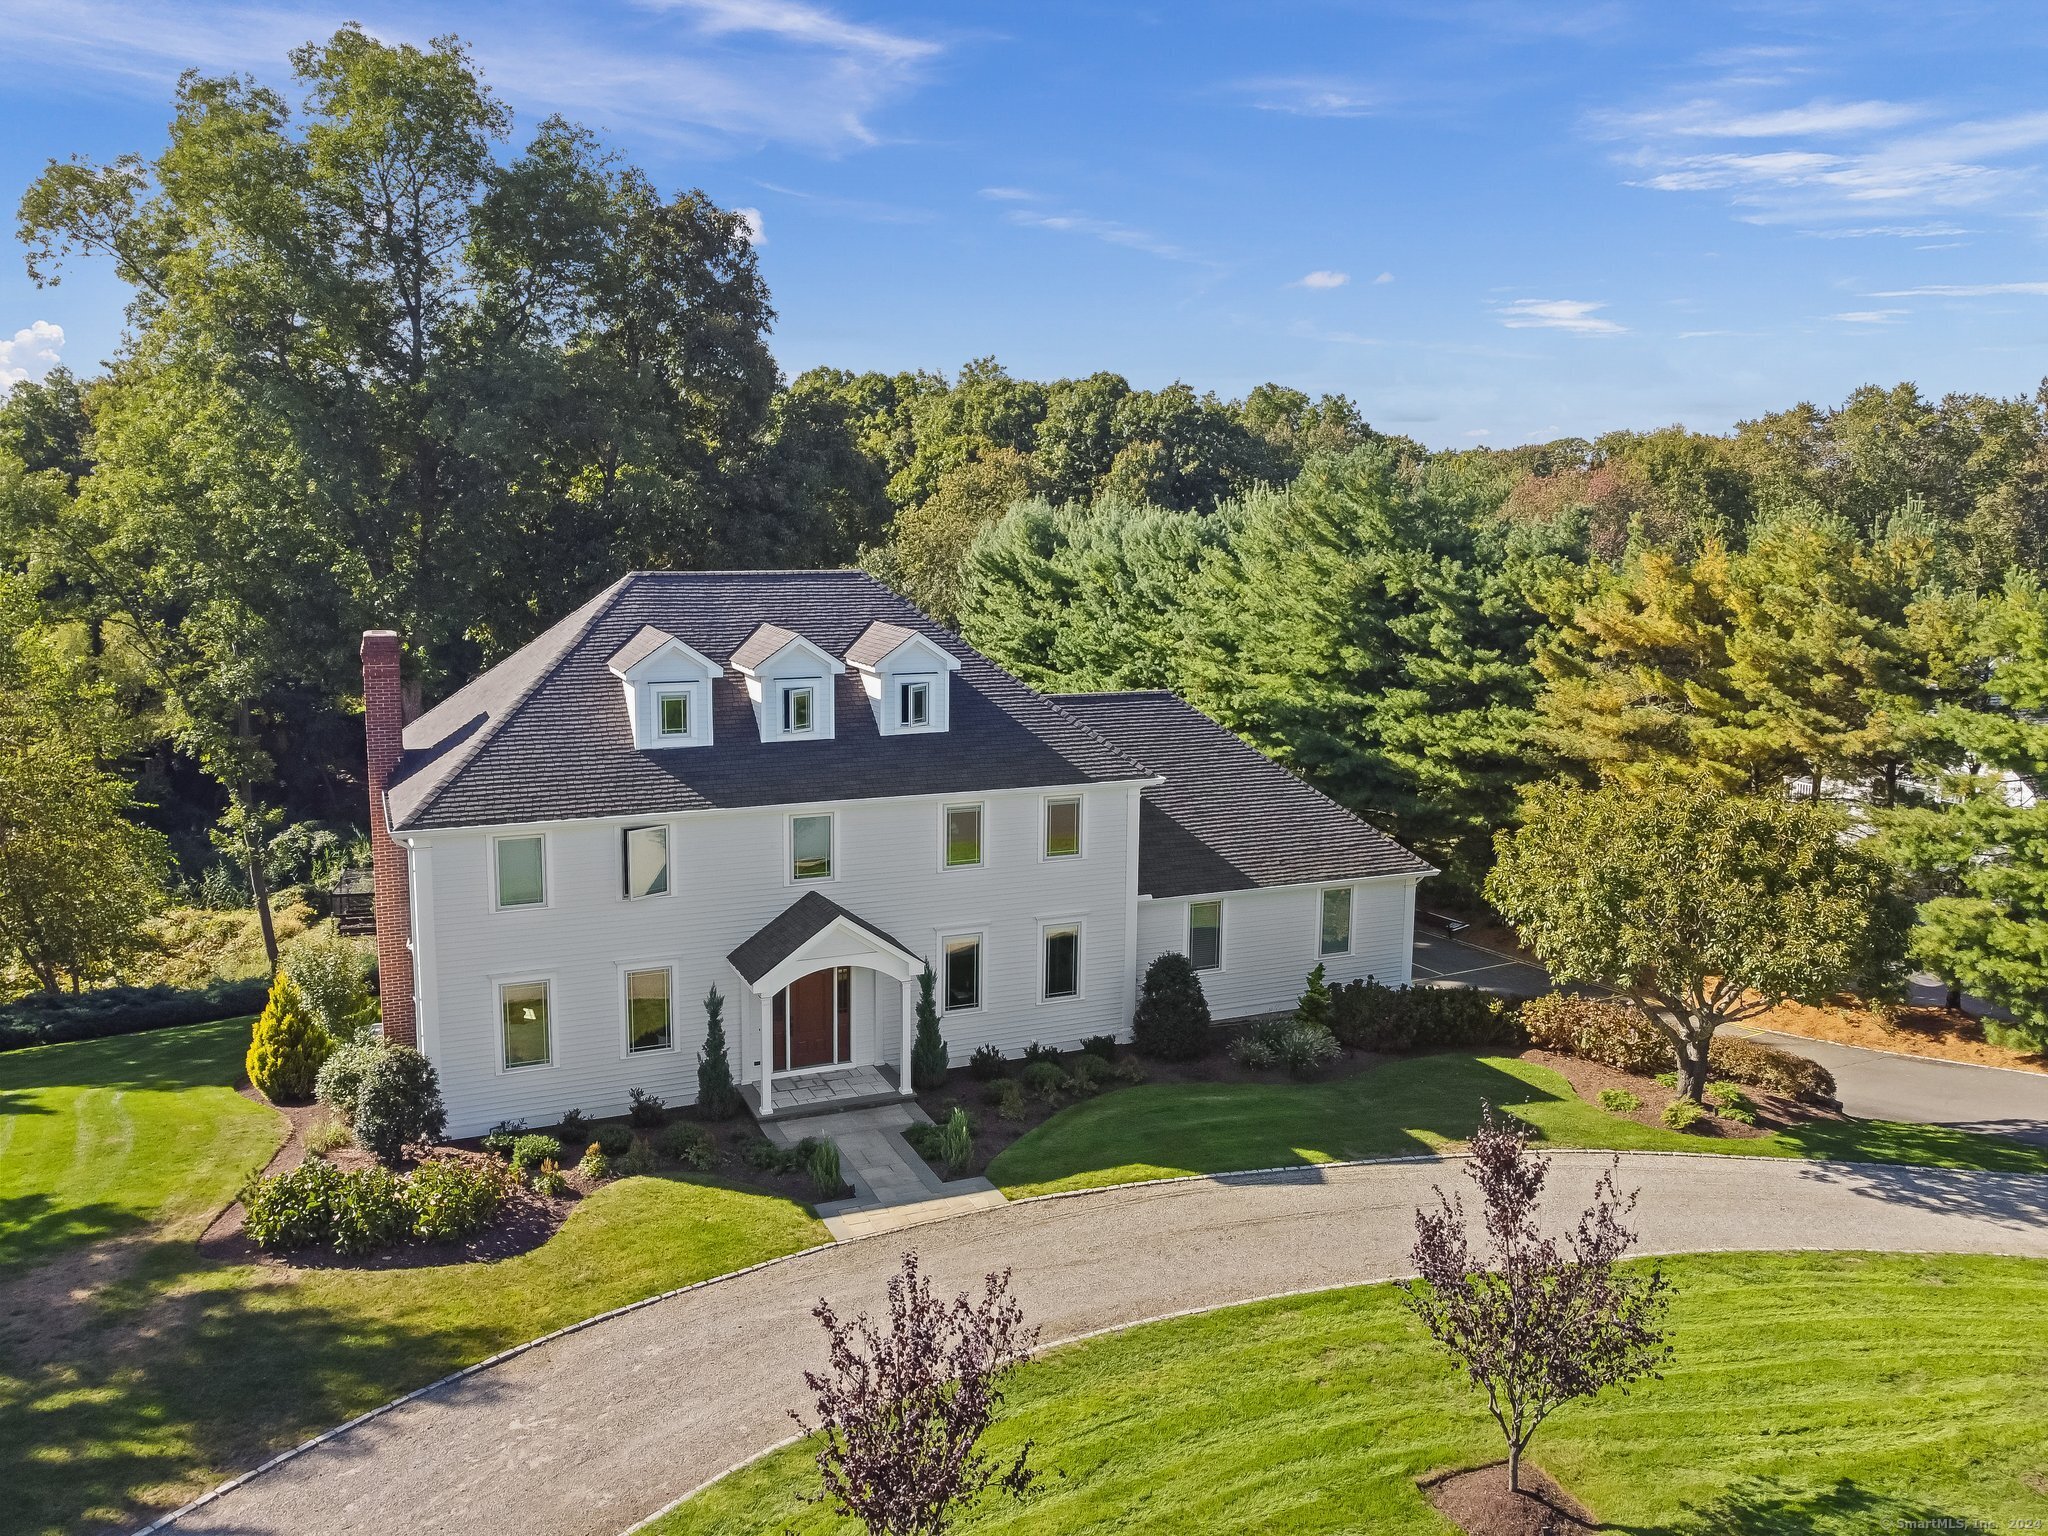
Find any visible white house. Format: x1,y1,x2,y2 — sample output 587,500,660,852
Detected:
361,571,1433,1135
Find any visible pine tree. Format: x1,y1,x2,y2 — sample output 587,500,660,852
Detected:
911,965,949,1090
245,972,332,1103
1296,963,1332,1032
697,984,741,1118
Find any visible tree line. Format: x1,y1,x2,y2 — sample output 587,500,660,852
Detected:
1,26,2043,1043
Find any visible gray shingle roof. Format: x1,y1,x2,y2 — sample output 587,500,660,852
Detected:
727,890,919,985
388,572,1150,831
1054,692,1435,898
844,621,920,670
728,623,812,672
607,624,685,675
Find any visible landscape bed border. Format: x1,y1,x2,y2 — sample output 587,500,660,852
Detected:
129,1146,2048,1536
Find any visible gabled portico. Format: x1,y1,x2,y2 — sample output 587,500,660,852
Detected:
725,891,925,1117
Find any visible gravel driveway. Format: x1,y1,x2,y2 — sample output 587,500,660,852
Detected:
151,1151,2048,1536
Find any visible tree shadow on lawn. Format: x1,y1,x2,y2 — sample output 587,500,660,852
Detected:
1621,1475,1953,1535
1,1238,521,1535
0,1019,255,1097
0,1191,159,1282
1778,1115,2048,1176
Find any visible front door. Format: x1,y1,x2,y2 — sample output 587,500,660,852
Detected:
773,967,854,1071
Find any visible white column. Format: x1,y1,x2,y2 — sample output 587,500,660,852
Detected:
757,986,775,1117
898,972,916,1096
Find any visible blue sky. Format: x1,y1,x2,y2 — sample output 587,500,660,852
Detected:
3,0,2047,447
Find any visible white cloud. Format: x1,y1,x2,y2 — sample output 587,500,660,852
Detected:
1292,270,1349,289
1832,309,1906,323
1003,207,1208,266
0,321,65,386
1600,97,1927,140
977,187,1038,201
1495,299,1625,335
1236,76,1381,118
1373,271,1394,284
1868,282,2048,297
0,0,943,154
736,206,765,244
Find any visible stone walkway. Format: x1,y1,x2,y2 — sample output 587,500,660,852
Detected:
761,1100,1006,1239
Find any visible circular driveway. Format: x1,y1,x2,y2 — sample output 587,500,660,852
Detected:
151,1151,2048,1536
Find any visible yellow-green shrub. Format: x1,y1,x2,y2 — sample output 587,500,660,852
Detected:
245,971,331,1102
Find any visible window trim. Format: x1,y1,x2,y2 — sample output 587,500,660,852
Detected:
654,688,692,739
937,929,986,1014
619,962,677,1057
789,811,836,883
621,823,671,901
492,833,549,912
781,682,818,735
942,801,985,870
1041,794,1084,860
1039,918,1084,1003
1188,899,1225,973
495,973,556,1073
1319,885,1354,957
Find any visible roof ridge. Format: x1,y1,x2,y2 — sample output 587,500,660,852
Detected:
1033,689,1158,779
397,574,638,826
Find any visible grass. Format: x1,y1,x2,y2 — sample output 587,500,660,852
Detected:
0,1023,830,1534
0,1018,285,1276
654,1252,2048,1535
986,1052,2048,1197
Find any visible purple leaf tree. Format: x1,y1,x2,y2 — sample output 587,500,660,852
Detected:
1402,1107,1673,1493
795,1250,1039,1535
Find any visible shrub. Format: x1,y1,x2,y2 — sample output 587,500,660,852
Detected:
1596,1088,1641,1113
239,1159,343,1251
593,1122,634,1157
1080,1034,1117,1061
1110,1057,1147,1085
985,1078,1028,1121
1132,952,1211,1060
903,1121,943,1161
697,984,743,1119
1661,1098,1707,1132
616,1137,657,1177
352,1045,448,1165
0,978,271,1052
1708,1037,1836,1104
481,1122,526,1159
279,923,379,1045
1020,1059,1069,1101
245,972,332,1103
578,1143,611,1180
1068,1054,1114,1093
329,1166,411,1256
655,1121,716,1170
740,1135,789,1171
1296,963,1333,1032
968,1043,1006,1080
509,1133,563,1175
805,1137,845,1198
628,1087,667,1128
937,1107,973,1175
556,1108,588,1145
1229,1018,1342,1079
313,1042,380,1119
305,1114,352,1158
1520,994,1668,1076
1704,1082,1758,1125
1022,1040,1061,1065
531,1160,570,1198
911,965,949,1090
1328,978,1522,1053
404,1157,506,1241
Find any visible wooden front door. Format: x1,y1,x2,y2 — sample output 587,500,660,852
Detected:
774,967,854,1071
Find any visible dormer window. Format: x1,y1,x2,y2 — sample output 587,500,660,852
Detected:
845,621,961,737
607,626,720,751
900,679,930,728
657,691,690,738
783,685,816,733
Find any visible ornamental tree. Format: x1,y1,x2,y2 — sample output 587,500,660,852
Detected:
1403,1109,1672,1494
1486,779,1907,1100
697,984,741,1118
795,1250,1038,1536
910,965,949,1091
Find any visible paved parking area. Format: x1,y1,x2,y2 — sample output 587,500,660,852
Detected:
1411,931,1550,996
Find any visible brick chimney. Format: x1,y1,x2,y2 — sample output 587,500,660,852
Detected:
361,630,416,1046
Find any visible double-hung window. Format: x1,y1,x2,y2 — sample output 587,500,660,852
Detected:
900,679,930,727
942,934,982,1011
1189,900,1223,971
1320,887,1353,956
625,968,672,1052
1043,924,1080,1000
495,835,545,909
1044,797,1081,858
656,690,690,738
944,804,982,868
623,825,669,898
783,684,816,734
792,813,833,880
500,980,551,1068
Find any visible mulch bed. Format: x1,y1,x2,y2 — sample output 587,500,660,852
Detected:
1521,1049,1797,1140
201,1094,826,1272
1421,1463,1598,1536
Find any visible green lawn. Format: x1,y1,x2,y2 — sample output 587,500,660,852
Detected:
0,1022,830,1535
986,1052,2048,1197
655,1252,2048,1535
0,1018,285,1276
